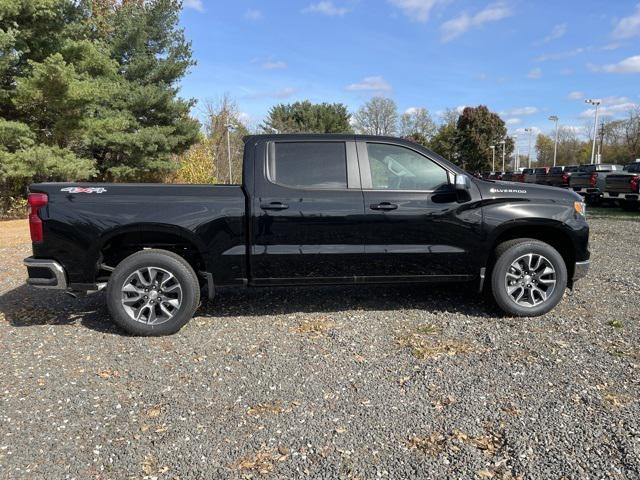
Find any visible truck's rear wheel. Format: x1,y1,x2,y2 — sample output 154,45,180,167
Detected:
106,249,200,336
491,239,567,317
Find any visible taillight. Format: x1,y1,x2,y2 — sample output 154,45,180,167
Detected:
631,176,640,193
562,173,570,184
589,172,598,187
28,193,48,243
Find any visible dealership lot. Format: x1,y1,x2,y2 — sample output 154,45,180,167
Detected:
1,217,639,479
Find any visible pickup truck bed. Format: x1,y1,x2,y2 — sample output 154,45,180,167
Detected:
28,184,247,290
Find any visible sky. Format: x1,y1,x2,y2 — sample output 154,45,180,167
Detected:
177,0,640,153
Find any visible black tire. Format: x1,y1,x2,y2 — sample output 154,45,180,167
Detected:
490,239,567,317
106,249,200,336
585,194,600,206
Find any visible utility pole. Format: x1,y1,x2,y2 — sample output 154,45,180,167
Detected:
585,98,601,164
598,120,605,162
549,115,559,167
512,134,518,170
499,139,506,172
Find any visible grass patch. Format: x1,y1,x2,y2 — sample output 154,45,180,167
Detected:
608,319,624,329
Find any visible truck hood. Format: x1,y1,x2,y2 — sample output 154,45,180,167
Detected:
473,178,583,205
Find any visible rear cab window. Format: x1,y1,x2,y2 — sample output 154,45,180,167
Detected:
268,142,347,189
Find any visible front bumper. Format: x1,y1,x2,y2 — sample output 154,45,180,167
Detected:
573,260,590,281
24,257,68,290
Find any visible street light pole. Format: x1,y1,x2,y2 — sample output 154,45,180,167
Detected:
499,140,506,172
585,99,601,164
512,134,518,170
224,123,236,184
489,145,495,172
524,128,533,168
548,115,559,167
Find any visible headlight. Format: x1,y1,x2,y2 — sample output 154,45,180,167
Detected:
574,201,586,216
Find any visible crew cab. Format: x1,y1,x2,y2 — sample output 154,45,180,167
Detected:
544,165,579,188
24,135,590,335
604,162,640,211
570,163,625,205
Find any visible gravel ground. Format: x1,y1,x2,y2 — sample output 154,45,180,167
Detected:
1,217,639,479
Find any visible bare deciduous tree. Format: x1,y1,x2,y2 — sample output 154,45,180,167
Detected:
352,97,398,136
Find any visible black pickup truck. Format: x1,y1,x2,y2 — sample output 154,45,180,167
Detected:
24,135,590,335
544,165,579,188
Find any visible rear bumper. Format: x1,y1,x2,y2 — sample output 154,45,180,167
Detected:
603,192,639,201
573,260,590,281
23,257,68,290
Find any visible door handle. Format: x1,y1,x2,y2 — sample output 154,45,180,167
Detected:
260,202,289,211
370,202,398,211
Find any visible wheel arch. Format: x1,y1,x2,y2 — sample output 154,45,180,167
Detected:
486,220,576,281
93,224,211,283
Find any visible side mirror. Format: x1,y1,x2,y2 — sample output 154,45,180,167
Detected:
454,174,471,192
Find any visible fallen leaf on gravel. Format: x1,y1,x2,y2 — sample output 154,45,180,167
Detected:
398,333,476,360
97,369,120,379
604,392,631,407
477,469,495,478
293,318,336,337
408,433,447,455
247,401,286,416
146,406,162,418
234,446,287,475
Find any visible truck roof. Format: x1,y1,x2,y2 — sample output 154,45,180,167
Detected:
243,134,460,172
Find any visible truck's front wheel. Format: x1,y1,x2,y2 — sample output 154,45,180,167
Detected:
106,249,200,336
491,239,567,317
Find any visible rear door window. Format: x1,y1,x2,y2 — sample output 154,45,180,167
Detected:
269,142,347,189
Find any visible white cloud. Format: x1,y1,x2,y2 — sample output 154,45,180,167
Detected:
388,0,448,22
404,107,419,115
346,76,392,93
568,91,584,100
262,60,287,70
246,87,297,99
536,23,567,44
612,3,640,39
506,118,521,125
303,1,349,16
535,48,585,62
501,106,538,116
184,0,204,12
527,68,542,79
590,55,640,74
579,96,639,118
440,2,513,42
245,8,262,20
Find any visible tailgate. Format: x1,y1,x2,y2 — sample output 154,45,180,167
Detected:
570,174,590,188
606,174,636,193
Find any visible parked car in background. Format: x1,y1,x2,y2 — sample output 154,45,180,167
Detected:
23,134,590,335
544,165,579,188
524,167,550,184
570,163,626,205
604,162,640,211
489,171,504,180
